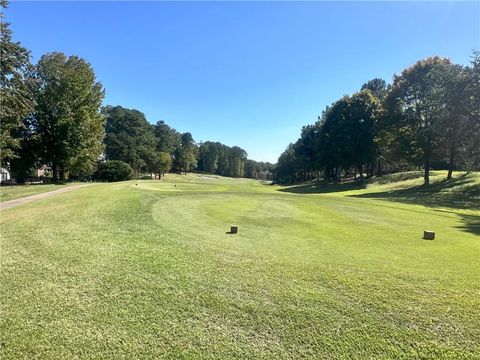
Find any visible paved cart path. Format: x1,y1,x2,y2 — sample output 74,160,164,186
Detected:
0,184,89,210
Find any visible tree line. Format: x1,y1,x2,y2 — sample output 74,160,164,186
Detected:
0,1,272,182
274,55,480,185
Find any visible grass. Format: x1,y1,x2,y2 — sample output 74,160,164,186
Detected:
1,172,479,359
0,183,73,202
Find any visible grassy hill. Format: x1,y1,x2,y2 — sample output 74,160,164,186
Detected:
1,172,479,359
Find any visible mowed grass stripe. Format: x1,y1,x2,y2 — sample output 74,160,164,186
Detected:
1,173,479,359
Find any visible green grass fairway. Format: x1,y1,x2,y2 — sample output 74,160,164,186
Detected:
1,172,479,359
0,183,73,202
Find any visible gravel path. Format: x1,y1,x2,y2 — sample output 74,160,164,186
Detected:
0,185,89,210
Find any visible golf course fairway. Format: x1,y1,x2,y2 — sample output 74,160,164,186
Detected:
1,172,479,359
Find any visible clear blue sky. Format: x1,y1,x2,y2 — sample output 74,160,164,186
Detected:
6,1,479,162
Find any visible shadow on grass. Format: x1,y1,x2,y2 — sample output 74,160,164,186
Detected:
277,172,479,236
277,171,428,195
278,180,368,194
350,174,480,211
373,171,424,184
455,214,480,236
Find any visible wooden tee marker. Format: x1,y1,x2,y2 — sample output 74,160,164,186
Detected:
423,230,435,240
230,225,238,234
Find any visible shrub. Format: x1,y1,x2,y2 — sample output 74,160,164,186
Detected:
94,161,133,182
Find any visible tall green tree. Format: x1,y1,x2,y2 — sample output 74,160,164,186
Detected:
174,132,197,174
198,141,219,173
274,143,297,184
103,105,156,175
317,98,349,179
227,146,247,177
386,56,452,185
434,63,474,179
33,52,105,181
0,0,35,167
244,159,260,179
361,78,388,100
153,120,181,155
147,151,172,179
293,124,321,181
461,51,480,171
343,90,380,178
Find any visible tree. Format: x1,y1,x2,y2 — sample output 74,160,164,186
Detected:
361,78,388,99
103,105,156,176
0,0,35,167
343,90,380,178
153,120,181,155
174,132,197,174
147,151,172,179
197,141,220,174
244,159,260,179
316,98,349,179
461,51,480,172
244,160,274,180
216,143,230,176
93,160,133,182
436,63,473,179
227,146,247,177
386,56,452,185
274,143,297,184
33,52,105,181
293,124,321,181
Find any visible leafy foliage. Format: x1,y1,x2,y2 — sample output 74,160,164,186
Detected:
0,0,35,166
147,151,172,178
103,106,156,174
93,160,133,182
174,132,197,174
33,52,105,181
275,54,480,185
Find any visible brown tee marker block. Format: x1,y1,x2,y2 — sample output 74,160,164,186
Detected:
423,230,435,240
230,225,238,234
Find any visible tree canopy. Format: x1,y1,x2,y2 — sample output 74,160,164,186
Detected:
0,0,34,167
103,105,156,175
33,52,105,180
2,4,477,185
274,54,480,185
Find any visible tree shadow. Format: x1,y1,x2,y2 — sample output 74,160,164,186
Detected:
277,172,479,236
373,171,424,184
349,173,480,211
455,214,480,236
278,179,368,194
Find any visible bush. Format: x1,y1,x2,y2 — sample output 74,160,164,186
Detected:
94,161,133,182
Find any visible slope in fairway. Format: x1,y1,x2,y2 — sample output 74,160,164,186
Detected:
1,173,479,359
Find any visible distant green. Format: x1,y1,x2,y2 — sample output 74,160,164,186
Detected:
1,172,478,359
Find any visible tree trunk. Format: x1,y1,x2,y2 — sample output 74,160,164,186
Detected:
447,145,455,180
423,136,431,186
377,162,382,177
424,158,430,186
52,164,58,182
358,165,364,180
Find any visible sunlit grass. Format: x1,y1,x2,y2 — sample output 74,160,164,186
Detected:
1,172,479,359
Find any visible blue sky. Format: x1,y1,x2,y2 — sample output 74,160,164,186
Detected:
6,1,479,162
